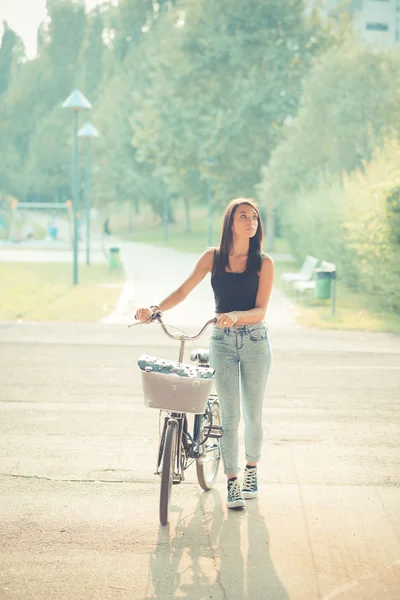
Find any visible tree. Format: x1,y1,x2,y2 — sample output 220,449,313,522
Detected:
112,0,153,61
78,7,105,97
130,0,335,214
0,1,89,201
23,107,72,202
0,57,50,198
41,0,87,107
90,0,160,217
260,40,400,271
0,22,25,96
263,41,400,212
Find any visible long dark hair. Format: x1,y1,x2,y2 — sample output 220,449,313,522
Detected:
212,198,264,275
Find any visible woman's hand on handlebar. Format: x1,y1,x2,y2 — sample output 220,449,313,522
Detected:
135,307,159,322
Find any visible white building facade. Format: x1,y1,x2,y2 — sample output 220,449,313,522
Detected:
355,0,399,45
309,0,400,46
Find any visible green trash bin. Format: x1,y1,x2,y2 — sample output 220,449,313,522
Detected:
109,247,121,270
314,268,336,299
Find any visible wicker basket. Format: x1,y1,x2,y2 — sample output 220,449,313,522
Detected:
138,354,215,414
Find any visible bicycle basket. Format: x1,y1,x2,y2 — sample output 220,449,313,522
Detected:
138,354,215,414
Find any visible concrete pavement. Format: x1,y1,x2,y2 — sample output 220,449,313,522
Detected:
1,240,400,599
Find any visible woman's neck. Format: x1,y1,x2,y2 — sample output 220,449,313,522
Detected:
230,239,250,258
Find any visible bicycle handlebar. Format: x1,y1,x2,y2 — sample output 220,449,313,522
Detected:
129,312,217,341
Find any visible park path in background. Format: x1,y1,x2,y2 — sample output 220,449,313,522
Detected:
102,239,298,329
1,211,298,329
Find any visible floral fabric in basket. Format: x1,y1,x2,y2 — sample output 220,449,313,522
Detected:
138,354,215,379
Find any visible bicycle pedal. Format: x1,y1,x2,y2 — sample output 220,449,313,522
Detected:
206,425,223,439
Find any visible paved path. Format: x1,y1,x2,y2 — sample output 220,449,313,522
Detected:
101,239,298,329
1,321,399,600
1,236,400,599
1,235,298,328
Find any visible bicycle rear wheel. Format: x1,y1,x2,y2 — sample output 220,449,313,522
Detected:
160,420,178,525
196,399,221,491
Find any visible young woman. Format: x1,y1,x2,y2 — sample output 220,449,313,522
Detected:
135,198,274,509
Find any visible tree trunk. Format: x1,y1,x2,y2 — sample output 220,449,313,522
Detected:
265,204,275,252
183,196,191,232
128,200,133,233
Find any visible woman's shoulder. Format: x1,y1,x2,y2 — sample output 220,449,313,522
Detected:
203,247,218,260
197,247,217,270
261,251,274,264
255,252,274,276
260,252,274,276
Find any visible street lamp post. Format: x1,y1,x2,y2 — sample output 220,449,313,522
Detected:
62,89,92,284
78,123,100,266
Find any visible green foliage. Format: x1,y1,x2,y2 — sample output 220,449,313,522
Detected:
342,139,400,311
0,0,339,228
78,7,105,96
0,58,49,197
130,0,335,205
109,0,153,62
258,40,400,313
265,41,400,204
23,108,71,201
43,0,87,105
0,22,25,96
0,1,98,201
279,138,400,312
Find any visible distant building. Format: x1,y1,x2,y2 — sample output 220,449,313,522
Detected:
308,0,400,47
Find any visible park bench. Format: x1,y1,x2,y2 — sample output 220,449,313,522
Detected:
293,260,336,296
281,255,320,290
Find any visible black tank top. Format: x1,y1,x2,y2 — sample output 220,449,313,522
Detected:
211,265,259,313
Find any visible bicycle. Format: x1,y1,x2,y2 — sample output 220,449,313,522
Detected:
131,312,223,525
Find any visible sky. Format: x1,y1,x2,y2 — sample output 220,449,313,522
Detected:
0,0,110,59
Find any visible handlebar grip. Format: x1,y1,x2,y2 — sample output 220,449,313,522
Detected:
150,310,162,322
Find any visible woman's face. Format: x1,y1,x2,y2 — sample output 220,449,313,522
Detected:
232,204,259,239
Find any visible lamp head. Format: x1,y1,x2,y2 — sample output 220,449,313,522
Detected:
62,89,92,111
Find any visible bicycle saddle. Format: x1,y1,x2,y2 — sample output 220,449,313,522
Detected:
190,348,210,364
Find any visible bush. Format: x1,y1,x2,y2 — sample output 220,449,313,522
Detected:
279,138,400,312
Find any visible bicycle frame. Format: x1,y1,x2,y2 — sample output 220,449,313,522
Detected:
131,312,222,524
155,393,221,483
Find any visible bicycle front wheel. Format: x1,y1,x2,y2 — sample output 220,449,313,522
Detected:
159,420,178,525
196,399,221,491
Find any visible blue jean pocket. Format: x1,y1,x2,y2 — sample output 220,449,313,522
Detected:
210,328,225,341
249,327,268,342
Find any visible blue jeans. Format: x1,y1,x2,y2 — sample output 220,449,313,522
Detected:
209,322,271,476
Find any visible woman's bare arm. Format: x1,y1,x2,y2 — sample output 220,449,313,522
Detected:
217,255,274,327
239,255,274,324
135,249,214,320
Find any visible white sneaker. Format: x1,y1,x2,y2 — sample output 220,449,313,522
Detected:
242,466,258,499
227,478,246,509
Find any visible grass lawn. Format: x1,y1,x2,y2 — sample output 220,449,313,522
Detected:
274,262,400,333
0,262,124,322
